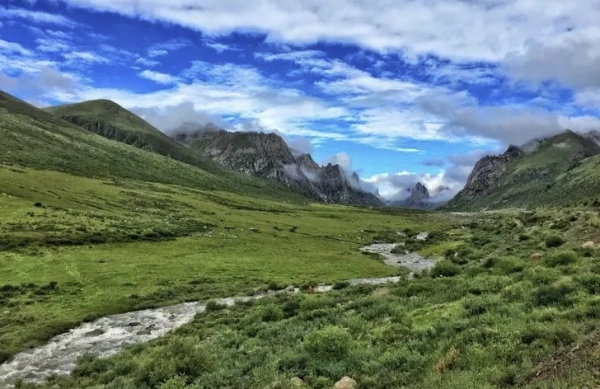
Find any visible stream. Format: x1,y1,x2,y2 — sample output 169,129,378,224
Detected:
0,243,435,387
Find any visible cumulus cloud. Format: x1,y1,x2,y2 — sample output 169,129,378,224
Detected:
0,67,77,105
327,152,352,172
287,136,314,156
416,91,600,145
133,101,224,131
54,0,598,61
505,40,600,90
138,69,179,84
0,6,77,27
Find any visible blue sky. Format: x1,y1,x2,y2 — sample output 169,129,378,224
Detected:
1,0,600,200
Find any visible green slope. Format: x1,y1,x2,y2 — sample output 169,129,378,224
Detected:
0,90,305,202
45,99,228,175
446,131,600,210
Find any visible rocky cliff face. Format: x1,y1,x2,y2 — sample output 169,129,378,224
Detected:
172,127,383,206
458,145,524,200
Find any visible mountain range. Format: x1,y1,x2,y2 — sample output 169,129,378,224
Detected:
171,125,383,206
4,87,600,211
41,95,381,206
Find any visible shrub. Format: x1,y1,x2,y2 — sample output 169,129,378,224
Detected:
135,337,212,387
430,260,460,278
258,305,284,322
518,234,531,242
534,284,574,306
544,251,577,267
333,281,350,290
303,326,353,360
545,236,565,248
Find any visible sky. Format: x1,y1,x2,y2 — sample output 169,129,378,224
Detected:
1,0,600,201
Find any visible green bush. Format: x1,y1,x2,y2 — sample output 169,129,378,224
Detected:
544,251,578,267
545,235,565,248
135,336,213,387
303,326,353,360
518,234,531,242
257,304,284,322
533,284,574,306
430,260,461,278
333,281,350,290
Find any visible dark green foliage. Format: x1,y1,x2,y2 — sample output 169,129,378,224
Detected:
205,300,227,312
431,260,461,278
534,284,574,306
545,235,565,248
303,326,353,360
333,281,350,290
544,251,578,267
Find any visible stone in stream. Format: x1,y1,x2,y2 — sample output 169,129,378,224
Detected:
0,242,435,387
83,329,105,337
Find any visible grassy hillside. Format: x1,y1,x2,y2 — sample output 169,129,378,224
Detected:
446,131,600,211
0,91,305,202
44,99,228,175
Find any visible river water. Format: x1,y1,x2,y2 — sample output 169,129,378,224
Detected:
0,243,435,387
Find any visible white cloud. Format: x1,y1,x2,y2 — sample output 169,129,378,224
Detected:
327,152,352,172
0,39,32,56
64,51,108,63
134,57,160,67
417,90,600,145
138,69,179,84
0,6,76,27
148,49,168,58
53,0,599,62
505,40,600,89
133,101,224,131
36,38,70,53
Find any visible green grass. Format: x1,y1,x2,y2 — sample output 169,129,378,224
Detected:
20,209,600,388
4,168,600,388
0,165,448,363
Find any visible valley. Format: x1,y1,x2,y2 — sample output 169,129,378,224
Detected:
2,89,600,388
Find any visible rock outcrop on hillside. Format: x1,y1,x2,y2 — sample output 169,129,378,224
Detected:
458,144,524,200
172,126,383,206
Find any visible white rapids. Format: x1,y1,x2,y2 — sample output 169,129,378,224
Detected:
0,242,435,387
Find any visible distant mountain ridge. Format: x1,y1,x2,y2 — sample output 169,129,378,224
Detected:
445,130,600,210
172,126,384,206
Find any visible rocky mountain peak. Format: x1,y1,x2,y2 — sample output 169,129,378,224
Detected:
174,128,382,206
404,182,431,207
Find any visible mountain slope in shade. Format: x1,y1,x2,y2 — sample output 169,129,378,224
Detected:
173,127,384,206
445,130,600,210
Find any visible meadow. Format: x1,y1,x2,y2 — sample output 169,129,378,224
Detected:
3,164,600,388
0,165,450,366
